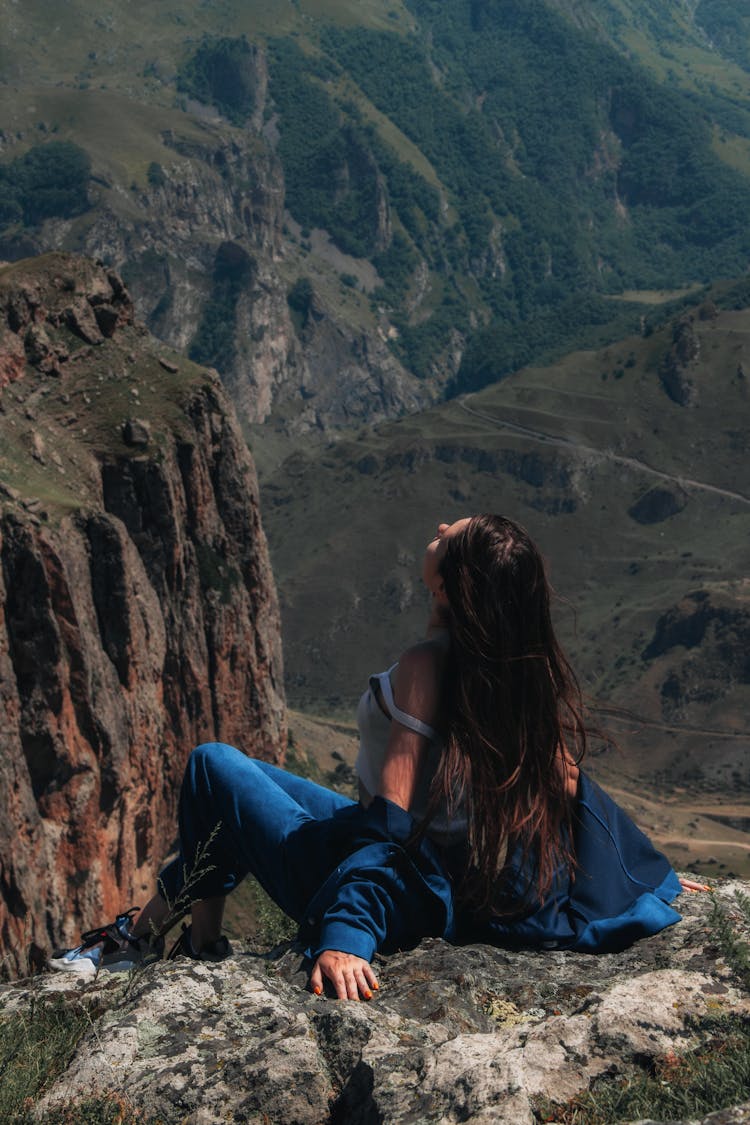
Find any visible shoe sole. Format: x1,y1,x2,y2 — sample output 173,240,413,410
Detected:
100,952,160,973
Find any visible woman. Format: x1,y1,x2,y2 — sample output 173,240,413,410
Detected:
51,515,699,998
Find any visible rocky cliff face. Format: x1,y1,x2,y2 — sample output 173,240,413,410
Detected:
0,252,286,978
34,102,430,434
77,130,301,429
3,880,749,1124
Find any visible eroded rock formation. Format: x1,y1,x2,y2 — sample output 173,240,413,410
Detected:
36,113,430,433
659,315,700,406
2,880,748,1124
0,253,286,977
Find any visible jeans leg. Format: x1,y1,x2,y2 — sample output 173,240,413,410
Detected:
158,743,354,920
248,758,356,818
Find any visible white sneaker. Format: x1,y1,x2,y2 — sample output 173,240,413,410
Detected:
48,942,103,981
48,907,162,979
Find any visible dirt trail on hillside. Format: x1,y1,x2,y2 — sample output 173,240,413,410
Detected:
458,396,750,506
604,714,750,740
606,785,750,822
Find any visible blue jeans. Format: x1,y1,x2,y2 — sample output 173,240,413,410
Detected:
158,743,355,920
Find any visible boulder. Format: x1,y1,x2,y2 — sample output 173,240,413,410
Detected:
122,418,151,447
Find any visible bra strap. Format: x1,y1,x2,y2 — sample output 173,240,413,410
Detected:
374,668,439,741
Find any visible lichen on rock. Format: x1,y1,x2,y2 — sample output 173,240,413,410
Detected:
2,880,746,1124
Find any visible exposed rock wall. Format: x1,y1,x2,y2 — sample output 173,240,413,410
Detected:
659,314,700,406
37,114,429,432
0,253,286,977
72,133,300,428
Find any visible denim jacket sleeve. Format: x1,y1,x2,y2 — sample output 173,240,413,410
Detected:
298,796,455,962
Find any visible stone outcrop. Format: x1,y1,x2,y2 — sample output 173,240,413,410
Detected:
279,285,432,432
659,315,700,406
0,253,286,978
2,880,748,1124
642,586,750,736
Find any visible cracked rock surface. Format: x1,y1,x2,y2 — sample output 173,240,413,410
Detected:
2,880,749,1124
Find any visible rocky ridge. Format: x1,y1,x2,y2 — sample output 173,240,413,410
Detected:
35,110,431,434
2,880,748,1124
0,252,286,978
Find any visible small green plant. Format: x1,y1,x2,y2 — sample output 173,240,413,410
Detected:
708,888,750,991
286,276,314,333
194,543,241,604
287,276,314,315
146,161,166,188
0,996,94,1122
155,822,221,938
240,880,297,949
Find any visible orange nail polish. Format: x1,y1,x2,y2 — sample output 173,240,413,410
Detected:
313,986,322,995
372,982,379,990
364,990,372,999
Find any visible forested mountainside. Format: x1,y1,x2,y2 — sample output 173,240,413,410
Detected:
1,0,750,430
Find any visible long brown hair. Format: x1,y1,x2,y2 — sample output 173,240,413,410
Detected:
433,514,587,913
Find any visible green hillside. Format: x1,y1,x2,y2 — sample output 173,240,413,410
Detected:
252,284,750,838
1,0,749,396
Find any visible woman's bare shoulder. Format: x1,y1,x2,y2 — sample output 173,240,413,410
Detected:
397,636,448,680
392,637,447,724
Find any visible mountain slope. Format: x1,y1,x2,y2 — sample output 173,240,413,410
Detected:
1,0,749,427
254,284,750,843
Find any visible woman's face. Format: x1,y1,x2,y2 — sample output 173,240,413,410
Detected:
422,517,472,594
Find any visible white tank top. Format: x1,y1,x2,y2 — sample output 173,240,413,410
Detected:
355,664,468,847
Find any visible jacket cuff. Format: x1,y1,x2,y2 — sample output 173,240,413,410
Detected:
308,920,377,963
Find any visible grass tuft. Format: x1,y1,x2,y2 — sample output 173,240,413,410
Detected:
0,996,93,1122
535,890,750,1124
534,1015,750,1124
708,889,750,992
36,1093,146,1124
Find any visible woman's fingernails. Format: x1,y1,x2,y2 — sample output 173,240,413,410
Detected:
313,986,322,995
364,990,372,999
372,982,379,990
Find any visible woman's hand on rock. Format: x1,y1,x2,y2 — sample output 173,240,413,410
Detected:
679,877,711,892
310,950,379,1000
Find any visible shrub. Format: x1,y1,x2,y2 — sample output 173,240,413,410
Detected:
0,142,91,227
177,35,258,125
189,242,255,373
147,161,166,188
287,276,314,316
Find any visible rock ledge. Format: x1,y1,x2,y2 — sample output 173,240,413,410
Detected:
3,880,749,1124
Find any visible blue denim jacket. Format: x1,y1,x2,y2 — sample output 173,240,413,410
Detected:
299,773,682,961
